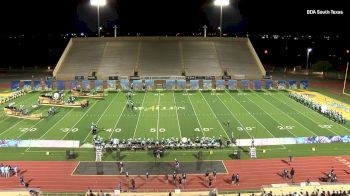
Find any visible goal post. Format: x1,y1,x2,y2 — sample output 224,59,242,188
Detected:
343,62,349,95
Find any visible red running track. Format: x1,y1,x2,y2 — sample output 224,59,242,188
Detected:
1,156,350,193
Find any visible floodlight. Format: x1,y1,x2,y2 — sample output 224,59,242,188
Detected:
214,0,229,6
91,0,106,6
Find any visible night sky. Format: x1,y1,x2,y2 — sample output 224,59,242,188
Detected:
0,0,348,35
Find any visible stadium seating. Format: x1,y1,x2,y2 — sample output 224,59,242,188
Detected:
54,37,265,80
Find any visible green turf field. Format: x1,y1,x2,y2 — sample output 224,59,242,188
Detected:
0,90,349,144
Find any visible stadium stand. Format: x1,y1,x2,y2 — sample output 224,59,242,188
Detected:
53,37,265,80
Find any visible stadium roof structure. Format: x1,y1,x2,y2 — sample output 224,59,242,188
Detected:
53,37,265,80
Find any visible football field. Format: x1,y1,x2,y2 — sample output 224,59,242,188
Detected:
0,90,349,144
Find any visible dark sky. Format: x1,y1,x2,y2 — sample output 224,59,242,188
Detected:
0,0,348,35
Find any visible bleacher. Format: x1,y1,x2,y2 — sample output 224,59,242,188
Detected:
53,37,265,80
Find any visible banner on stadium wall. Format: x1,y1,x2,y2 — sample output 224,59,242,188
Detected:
23,80,32,91
228,80,237,90
254,80,261,90
289,80,297,89
236,135,350,147
216,80,225,90
190,80,199,90
176,80,186,90
165,80,176,90
107,80,116,90
277,80,286,90
132,80,143,91
145,80,154,90
33,80,42,91
241,80,249,90
203,80,212,90
82,80,91,91
70,80,78,90
11,81,20,91
94,80,103,91
265,79,273,90
56,80,66,90
300,80,309,89
44,80,52,91
0,140,80,148
120,80,129,91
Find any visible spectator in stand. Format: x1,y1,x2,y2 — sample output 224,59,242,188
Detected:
97,190,103,196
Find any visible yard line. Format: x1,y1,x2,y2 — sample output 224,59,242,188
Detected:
225,90,275,138
255,92,317,136
216,94,252,138
199,91,230,139
108,103,127,139
0,119,25,136
38,109,75,139
132,93,147,139
186,92,205,137
244,93,298,137
156,91,161,140
278,92,341,135
172,92,182,138
17,118,46,139
60,101,98,140
83,93,119,142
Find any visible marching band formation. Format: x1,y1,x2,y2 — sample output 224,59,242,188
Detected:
289,92,346,124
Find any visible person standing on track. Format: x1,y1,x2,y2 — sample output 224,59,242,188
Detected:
290,168,295,183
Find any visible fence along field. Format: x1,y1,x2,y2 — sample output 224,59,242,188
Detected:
0,90,349,145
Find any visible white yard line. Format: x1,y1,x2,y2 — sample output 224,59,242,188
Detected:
16,118,45,139
60,101,98,140
132,93,147,139
187,92,205,137
172,92,182,138
156,92,161,140
225,90,275,138
83,94,119,142
216,94,252,138
199,91,230,139
245,94,298,137
0,119,26,136
38,109,75,139
108,103,127,139
256,92,317,136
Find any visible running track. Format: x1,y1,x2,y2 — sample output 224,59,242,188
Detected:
1,156,350,192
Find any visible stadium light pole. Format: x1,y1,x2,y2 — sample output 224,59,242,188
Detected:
91,0,106,37
306,48,312,70
113,25,118,37
214,0,229,37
